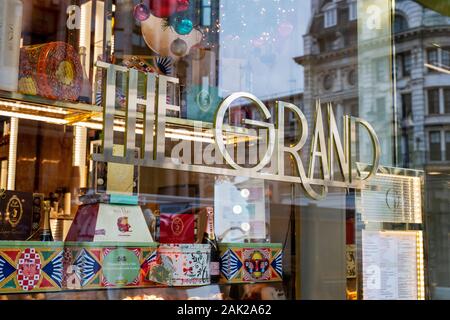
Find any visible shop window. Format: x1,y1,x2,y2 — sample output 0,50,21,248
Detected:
324,7,337,28
429,131,442,161
348,1,357,21
446,131,450,161
402,93,412,119
427,89,440,115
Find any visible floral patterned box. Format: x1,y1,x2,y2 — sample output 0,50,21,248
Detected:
145,244,211,287
218,243,283,283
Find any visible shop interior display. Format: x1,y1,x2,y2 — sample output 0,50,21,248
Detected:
0,0,312,300
18,42,84,101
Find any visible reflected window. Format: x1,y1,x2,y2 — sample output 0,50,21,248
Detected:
348,0,357,21
323,74,333,91
429,131,442,161
394,14,408,33
427,48,439,64
428,89,440,115
201,0,211,27
444,88,450,114
442,48,450,68
446,131,450,161
324,7,337,28
348,69,356,86
397,51,412,78
402,93,412,119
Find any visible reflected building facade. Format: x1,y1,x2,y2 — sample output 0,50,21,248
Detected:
296,0,450,298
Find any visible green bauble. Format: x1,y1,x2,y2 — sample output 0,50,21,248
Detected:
173,17,193,35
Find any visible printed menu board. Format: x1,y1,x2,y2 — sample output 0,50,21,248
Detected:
362,230,420,300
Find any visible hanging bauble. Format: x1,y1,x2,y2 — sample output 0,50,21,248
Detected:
133,2,150,21
278,22,294,37
170,38,188,56
173,17,193,35
149,0,178,18
176,0,190,12
141,14,203,58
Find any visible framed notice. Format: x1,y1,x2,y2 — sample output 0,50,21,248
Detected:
362,230,425,300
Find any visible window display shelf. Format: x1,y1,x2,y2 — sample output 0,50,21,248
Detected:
0,90,257,138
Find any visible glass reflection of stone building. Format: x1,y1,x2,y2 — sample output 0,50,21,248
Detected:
296,0,450,299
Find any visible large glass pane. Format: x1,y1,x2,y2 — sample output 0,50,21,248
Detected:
0,0,449,302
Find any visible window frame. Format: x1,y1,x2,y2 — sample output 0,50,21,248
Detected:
401,93,412,119
446,131,450,161
393,14,408,33
324,6,337,28
427,88,440,115
348,0,357,21
429,130,443,162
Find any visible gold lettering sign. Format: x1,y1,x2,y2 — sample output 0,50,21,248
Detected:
92,62,381,200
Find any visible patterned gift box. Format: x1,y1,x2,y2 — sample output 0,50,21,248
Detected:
218,243,283,283
0,241,159,294
62,242,158,290
0,241,65,293
145,244,211,287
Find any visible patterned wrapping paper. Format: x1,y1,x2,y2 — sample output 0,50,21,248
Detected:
218,243,283,284
0,241,159,294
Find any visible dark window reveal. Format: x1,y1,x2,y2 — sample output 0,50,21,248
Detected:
430,131,442,161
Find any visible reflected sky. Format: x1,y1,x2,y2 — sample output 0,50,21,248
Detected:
218,0,310,100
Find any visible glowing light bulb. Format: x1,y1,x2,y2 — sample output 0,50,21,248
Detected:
233,205,243,215
241,222,251,232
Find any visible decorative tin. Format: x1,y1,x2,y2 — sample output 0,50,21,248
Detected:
146,244,210,286
62,242,158,290
18,42,83,101
0,241,158,293
219,243,283,283
0,241,64,293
